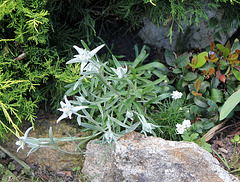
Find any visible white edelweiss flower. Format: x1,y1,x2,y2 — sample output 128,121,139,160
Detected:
176,123,185,134
66,44,105,73
15,127,33,152
137,113,159,136
104,130,115,144
182,119,191,129
171,90,183,100
142,122,157,134
110,65,128,78
126,110,134,121
57,95,88,123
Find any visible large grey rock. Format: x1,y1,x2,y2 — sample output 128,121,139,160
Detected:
82,131,239,182
138,8,238,51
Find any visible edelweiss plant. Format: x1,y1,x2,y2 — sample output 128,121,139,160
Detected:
16,42,175,155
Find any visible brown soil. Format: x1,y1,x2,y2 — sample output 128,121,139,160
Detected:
211,116,240,178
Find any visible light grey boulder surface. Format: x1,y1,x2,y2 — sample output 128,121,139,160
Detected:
138,8,238,51
82,131,239,182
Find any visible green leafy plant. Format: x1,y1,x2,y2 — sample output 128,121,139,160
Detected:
0,0,50,45
0,43,83,141
144,0,240,42
163,38,240,143
213,135,240,173
0,77,36,141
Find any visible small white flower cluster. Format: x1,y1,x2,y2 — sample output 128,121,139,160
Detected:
171,90,182,100
176,119,191,134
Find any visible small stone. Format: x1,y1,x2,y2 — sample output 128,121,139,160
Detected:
219,147,229,154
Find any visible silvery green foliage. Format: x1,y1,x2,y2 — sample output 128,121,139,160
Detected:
17,41,174,155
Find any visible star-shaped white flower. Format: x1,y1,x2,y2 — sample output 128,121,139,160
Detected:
137,113,159,136
57,95,88,123
15,127,33,152
66,44,105,73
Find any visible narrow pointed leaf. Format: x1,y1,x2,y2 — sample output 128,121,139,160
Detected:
110,117,130,129
49,127,60,150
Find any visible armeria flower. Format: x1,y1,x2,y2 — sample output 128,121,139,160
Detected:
66,44,105,73
171,90,183,100
182,119,191,128
110,65,128,78
15,127,33,152
176,123,185,134
176,119,192,134
57,95,88,123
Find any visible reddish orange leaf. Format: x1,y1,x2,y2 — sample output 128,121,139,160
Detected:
208,67,215,75
216,70,226,83
204,56,209,62
236,49,240,54
203,70,207,75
